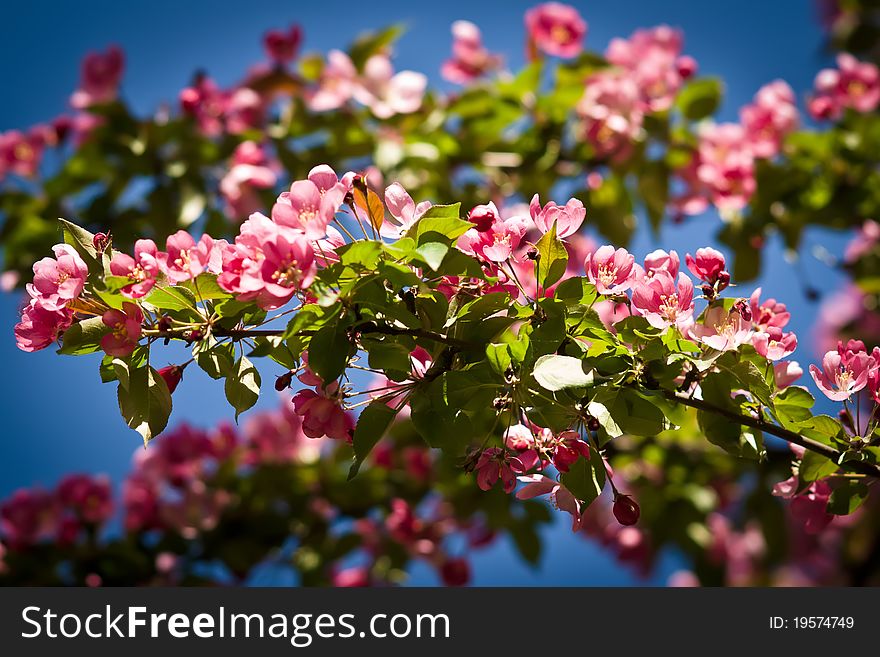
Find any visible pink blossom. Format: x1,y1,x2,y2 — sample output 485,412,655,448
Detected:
157,231,214,283
631,270,695,330
752,326,798,361
223,88,264,135
457,214,529,262
100,302,143,357
749,287,790,330
242,406,312,465
70,46,124,109
0,488,57,548
219,141,277,219
605,25,692,113
272,167,347,239
689,306,752,351
474,448,524,493
353,54,427,119
577,70,643,159
308,50,357,112
14,298,73,352
0,128,47,179
641,249,680,279
110,239,160,298
516,474,583,531
467,202,500,233
809,53,880,120
529,194,585,238
525,3,587,59
504,424,535,451
263,24,302,64
585,245,635,295
180,76,228,136
551,431,590,473
844,220,880,263
774,361,803,388
56,475,113,524
218,213,317,309
685,247,727,285
695,123,756,211
442,20,501,84
382,182,432,238
740,80,799,159
122,475,160,532
332,567,370,587
292,382,353,442
28,244,89,311
809,348,872,401
789,481,834,534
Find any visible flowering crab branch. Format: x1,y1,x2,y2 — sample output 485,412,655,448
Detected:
144,323,469,349
661,389,880,479
12,161,880,535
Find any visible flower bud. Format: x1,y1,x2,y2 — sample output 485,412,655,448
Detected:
92,232,110,254
467,204,498,232
716,270,731,292
586,415,600,432
157,365,184,394
734,299,752,322
275,370,295,391
701,284,715,300
439,557,471,586
676,55,698,80
613,494,640,526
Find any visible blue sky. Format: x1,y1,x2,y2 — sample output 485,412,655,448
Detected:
0,0,849,585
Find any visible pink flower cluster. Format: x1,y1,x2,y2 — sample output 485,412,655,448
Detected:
809,53,880,120
525,3,587,59
219,141,278,220
577,26,697,159
442,21,502,85
14,244,88,352
70,46,124,109
308,51,426,119
674,81,798,215
0,475,111,549
291,358,354,442
179,75,264,137
809,339,877,402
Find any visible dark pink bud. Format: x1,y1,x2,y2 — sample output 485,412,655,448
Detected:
468,204,498,232
716,270,731,292
179,87,200,113
676,55,698,80
734,299,752,322
275,370,295,391
157,365,184,394
613,494,640,526
92,232,110,254
439,557,471,586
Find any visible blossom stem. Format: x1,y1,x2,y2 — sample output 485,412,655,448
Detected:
661,388,880,479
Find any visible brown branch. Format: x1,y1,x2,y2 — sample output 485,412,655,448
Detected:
661,389,880,479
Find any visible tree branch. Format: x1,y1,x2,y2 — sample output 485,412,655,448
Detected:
662,389,880,479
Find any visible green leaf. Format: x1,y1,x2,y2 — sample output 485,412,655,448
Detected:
586,400,622,438
181,274,232,301
406,204,470,245
115,361,172,445
595,387,668,437
799,450,838,483
560,448,606,505
676,77,723,121
486,343,512,376
773,386,815,425
338,240,383,269
348,401,398,480
349,24,405,70
196,342,235,379
143,285,199,312
224,356,261,421
57,316,108,355
58,218,102,275
534,220,568,289
532,354,593,391
414,242,449,271
307,322,351,384
827,480,869,515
